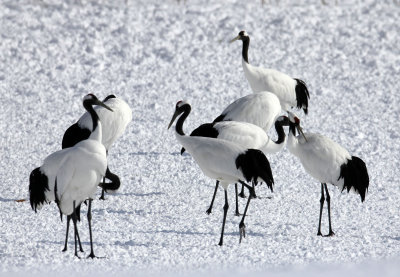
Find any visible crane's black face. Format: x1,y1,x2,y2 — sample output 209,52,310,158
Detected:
276,115,290,126
83,93,113,112
230,30,249,43
168,101,188,129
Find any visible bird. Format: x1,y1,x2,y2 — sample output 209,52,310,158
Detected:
230,30,310,114
168,100,274,246
62,94,132,199
29,93,113,258
183,116,289,216
286,112,369,236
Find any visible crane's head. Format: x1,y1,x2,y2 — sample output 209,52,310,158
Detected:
168,100,190,129
275,115,290,126
287,111,307,142
83,93,113,112
230,30,249,43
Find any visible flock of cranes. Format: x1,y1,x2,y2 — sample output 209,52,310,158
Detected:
28,30,370,257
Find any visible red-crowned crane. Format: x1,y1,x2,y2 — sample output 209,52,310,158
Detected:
29,94,113,258
230,30,310,114
168,101,274,246
60,94,131,252
286,112,369,236
183,116,289,216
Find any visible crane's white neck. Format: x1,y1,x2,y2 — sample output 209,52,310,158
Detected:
287,124,299,154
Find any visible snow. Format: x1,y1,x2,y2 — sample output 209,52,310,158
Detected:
1,0,399,276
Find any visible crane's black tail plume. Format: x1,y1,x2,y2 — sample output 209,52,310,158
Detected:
339,156,369,202
29,167,49,212
236,149,274,192
294,78,310,115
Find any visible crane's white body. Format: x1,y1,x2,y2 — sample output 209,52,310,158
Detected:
38,125,107,215
218,91,281,132
77,97,132,150
213,121,284,154
287,131,351,191
177,134,249,189
242,60,297,112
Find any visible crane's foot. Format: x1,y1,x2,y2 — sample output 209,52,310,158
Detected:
234,211,242,217
238,191,246,198
317,231,323,236
205,207,212,215
239,222,246,243
87,252,96,259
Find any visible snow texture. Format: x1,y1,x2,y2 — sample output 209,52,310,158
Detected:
1,0,399,276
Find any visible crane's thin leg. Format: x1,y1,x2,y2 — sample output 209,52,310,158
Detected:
234,183,241,216
317,183,325,236
206,181,219,215
99,176,106,200
250,181,257,199
62,216,71,252
238,183,246,198
238,181,254,243
87,199,96,258
323,183,335,237
218,189,229,246
63,208,83,252
71,201,80,259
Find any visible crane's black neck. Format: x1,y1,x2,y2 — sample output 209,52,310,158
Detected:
176,104,191,136
241,37,250,64
83,101,99,132
274,120,286,144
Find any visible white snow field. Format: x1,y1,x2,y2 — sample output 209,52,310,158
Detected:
1,0,399,276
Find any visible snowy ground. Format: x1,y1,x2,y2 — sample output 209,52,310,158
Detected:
1,0,400,276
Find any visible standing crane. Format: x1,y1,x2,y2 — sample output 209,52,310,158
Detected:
168,101,274,246
286,112,369,236
230,30,310,114
29,94,113,258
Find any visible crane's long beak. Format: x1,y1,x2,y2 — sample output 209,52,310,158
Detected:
168,110,179,130
296,125,308,142
95,100,113,112
229,35,240,43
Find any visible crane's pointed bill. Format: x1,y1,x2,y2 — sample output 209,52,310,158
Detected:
96,100,113,112
296,126,308,142
168,110,179,129
229,35,240,43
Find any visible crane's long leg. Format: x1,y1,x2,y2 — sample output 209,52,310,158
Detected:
71,201,80,258
238,181,254,243
234,183,241,216
206,181,219,215
238,183,246,198
87,199,96,258
218,189,229,246
250,181,257,199
323,183,335,237
99,175,106,200
62,208,83,252
317,183,325,236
